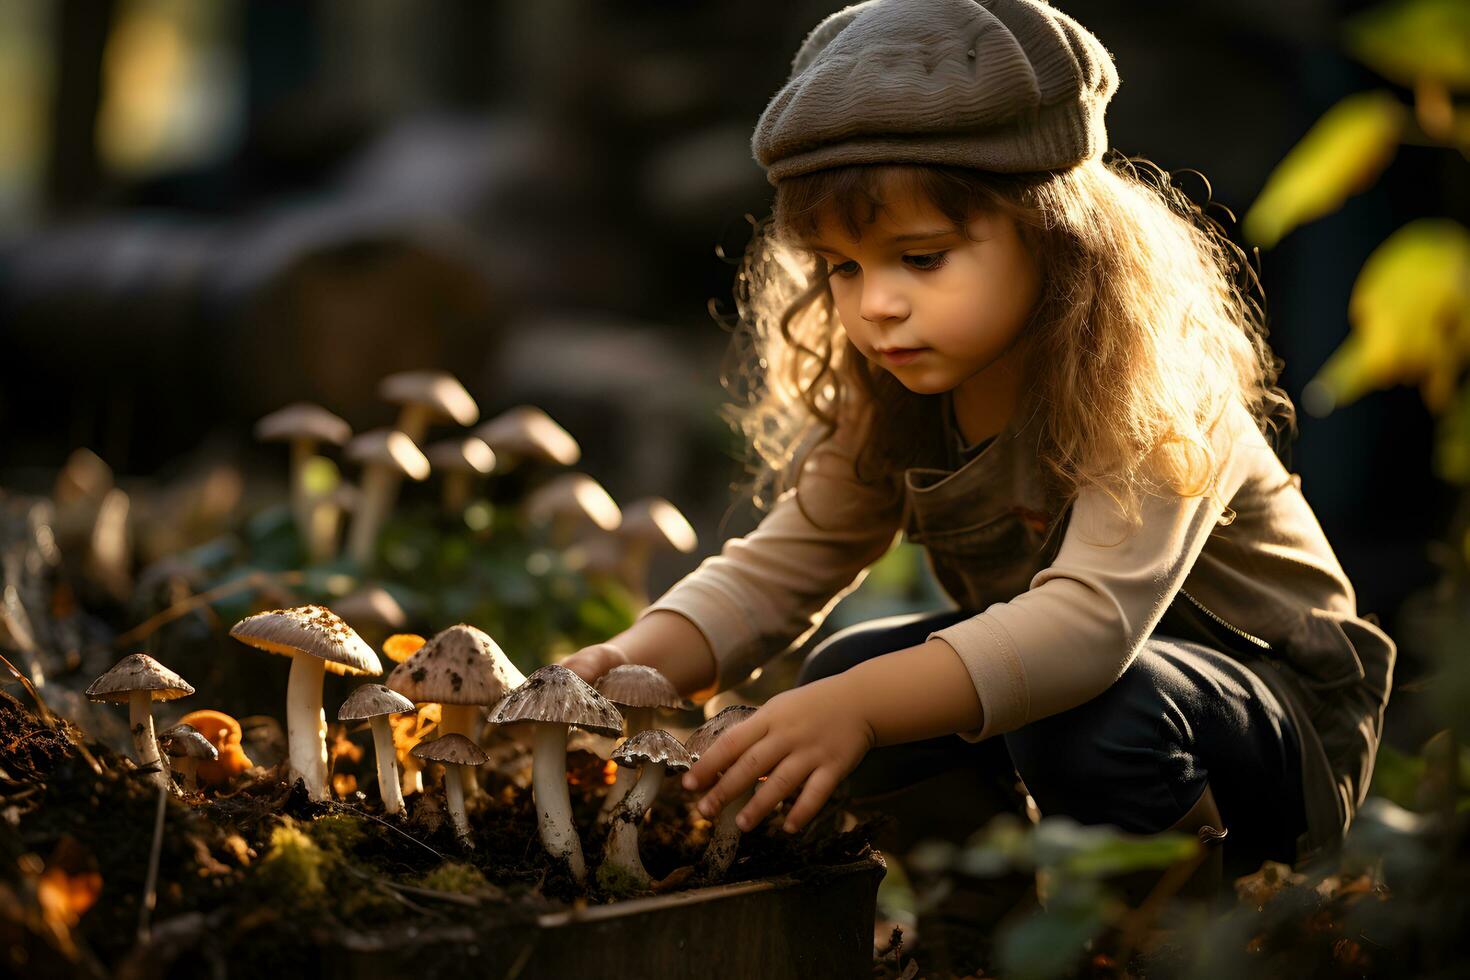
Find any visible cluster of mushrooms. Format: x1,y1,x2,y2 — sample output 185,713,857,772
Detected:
253,371,698,607
85,603,760,891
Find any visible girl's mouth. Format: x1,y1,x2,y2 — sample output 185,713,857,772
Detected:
879,347,927,365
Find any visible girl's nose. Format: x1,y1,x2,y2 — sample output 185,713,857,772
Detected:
859,275,909,324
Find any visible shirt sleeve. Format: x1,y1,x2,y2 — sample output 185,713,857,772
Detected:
637,401,903,692
929,401,1268,743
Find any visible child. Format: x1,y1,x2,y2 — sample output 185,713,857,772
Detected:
562,0,1394,900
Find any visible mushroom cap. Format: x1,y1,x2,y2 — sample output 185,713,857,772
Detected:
378,371,479,427
410,732,488,766
338,683,416,721
158,724,219,761
524,473,621,532
612,729,692,772
344,429,430,481
333,586,408,631
684,705,759,760
382,633,426,664
85,653,195,703
617,498,698,553
254,403,352,446
473,406,580,466
486,664,623,737
386,624,525,706
229,605,382,677
425,437,496,475
594,664,681,711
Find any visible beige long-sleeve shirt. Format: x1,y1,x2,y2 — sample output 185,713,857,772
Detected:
639,395,1281,743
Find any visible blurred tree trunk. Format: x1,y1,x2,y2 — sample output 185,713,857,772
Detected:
46,0,117,215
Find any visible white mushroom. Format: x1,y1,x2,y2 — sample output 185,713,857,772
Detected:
338,684,416,815
599,730,692,891
86,655,195,789
254,403,352,557
524,473,621,549
474,405,580,471
229,605,382,801
611,498,698,605
685,705,760,880
487,664,623,883
158,724,217,793
411,733,488,846
425,437,496,514
379,370,479,445
343,429,430,565
594,665,682,825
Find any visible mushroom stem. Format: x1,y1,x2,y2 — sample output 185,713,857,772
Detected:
700,785,755,880
285,653,329,800
531,720,585,882
395,404,434,446
129,691,168,789
289,437,315,549
444,764,472,844
442,472,471,514
599,706,652,823
369,716,405,815
346,463,395,565
306,492,341,564
602,762,664,888
438,703,482,796
176,758,199,793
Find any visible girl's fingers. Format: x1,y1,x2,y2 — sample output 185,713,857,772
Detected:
781,766,840,834
737,754,815,831
696,733,778,817
683,715,765,792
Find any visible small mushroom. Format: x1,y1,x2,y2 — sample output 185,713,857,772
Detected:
333,586,408,647
254,403,352,555
379,370,479,445
487,664,623,883
411,733,488,845
612,498,698,605
177,709,253,786
685,705,759,880
386,624,524,798
594,665,682,824
338,684,416,815
598,730,692,891
474,405,580,470
85,654,195,789
343,429,430,565
425,437,496,514
229,605,382,801
158,724,217,793
524,473,621,549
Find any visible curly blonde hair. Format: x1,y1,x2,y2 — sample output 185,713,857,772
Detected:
718,153,1296,538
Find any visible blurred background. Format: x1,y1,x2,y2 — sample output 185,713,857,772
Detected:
0,0,1464,750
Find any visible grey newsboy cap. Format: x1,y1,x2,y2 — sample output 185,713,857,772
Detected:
752,0,1119,184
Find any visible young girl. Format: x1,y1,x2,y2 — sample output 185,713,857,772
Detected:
563,0,1394,898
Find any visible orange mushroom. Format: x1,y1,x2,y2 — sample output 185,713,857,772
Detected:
177,709,253,787
382,633,426,663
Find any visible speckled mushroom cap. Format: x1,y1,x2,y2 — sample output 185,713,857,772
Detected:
684,705,759,761
474,405,581,466
378,371,479,427
158,724,218,761
594,664,681,710
386,624,525,706
254,403,352,446
410,732,488,767
228,605,382,677
338,684,416,721
487,664,624,737
612,729,692,772
85,653,195,703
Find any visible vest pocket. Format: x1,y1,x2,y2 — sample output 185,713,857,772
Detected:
1292,608,1368,691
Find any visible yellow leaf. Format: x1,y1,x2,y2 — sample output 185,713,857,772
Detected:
1343,0,1470,92
1306,219,1470,413
1243,91,1405,249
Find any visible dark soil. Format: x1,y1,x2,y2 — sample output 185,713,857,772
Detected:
0,690,877,978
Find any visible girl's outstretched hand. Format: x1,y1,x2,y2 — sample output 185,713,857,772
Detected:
681,677,875,834
558,642,630,685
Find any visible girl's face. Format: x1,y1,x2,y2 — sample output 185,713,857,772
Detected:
800,190,1042,400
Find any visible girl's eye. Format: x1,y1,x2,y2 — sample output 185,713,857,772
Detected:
830,260,859,278
826,252,949,278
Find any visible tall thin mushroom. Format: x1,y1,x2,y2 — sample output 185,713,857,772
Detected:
338,684,416,815
344,429,430,565
594,665,682,825
86,654,195,790
229,605,382,801
685,705,759,881
598,730,692,892
411,734,487,846
487,664,623,883
254,403,352,557
425,437,496,514
379,371,479,445
524,473,621,550
474,405,580,470
612,498,698,606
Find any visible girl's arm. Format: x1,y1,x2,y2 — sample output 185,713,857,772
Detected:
561,609,719,701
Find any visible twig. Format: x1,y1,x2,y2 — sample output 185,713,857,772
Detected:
114,570,305,648
138,783,168,944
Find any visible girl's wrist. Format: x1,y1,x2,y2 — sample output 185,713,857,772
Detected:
608,610,719,702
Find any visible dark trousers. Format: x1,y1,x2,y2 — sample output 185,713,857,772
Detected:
797,608,1309,874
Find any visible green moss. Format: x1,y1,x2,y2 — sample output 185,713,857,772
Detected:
595,861,650,899
412,861,490,895
307,812,369,855
253,819,334,906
